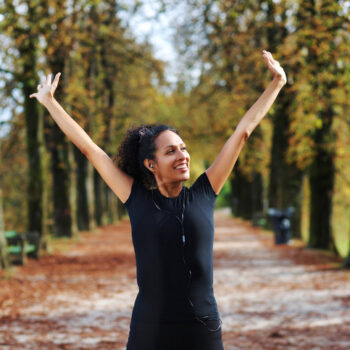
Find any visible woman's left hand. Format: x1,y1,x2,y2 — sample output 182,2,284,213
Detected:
262,50,287,85
30,73,61,106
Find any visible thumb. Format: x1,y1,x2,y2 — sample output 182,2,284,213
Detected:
29,93,37,99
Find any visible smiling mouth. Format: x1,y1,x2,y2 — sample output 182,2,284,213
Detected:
174,164,188,170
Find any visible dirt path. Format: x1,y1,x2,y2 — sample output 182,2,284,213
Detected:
1,209,349,349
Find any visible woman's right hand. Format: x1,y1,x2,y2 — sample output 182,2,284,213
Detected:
262,50,287,85
29,73,61,105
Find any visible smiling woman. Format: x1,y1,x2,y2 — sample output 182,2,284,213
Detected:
29,50,286,350
113,124,190,198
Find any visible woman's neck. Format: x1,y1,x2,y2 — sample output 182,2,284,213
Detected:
157,181,183,198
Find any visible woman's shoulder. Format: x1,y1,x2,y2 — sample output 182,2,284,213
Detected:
123,177,149,208
190,171,218,199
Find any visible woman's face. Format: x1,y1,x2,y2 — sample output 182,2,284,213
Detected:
151,130,190,184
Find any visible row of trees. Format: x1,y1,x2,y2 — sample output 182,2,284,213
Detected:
0,0,166,258
168,0,350,264
1,0,350,266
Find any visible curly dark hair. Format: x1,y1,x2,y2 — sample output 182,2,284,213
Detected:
113,123,180,189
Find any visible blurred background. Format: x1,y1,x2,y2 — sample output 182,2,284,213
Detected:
0,0,349,266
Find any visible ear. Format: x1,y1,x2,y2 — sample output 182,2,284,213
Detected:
143,158,155,172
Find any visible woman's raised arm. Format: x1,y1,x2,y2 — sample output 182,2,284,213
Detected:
206,51,287,195
30,73,133,203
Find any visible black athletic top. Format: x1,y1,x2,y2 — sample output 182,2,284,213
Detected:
124,171,220,323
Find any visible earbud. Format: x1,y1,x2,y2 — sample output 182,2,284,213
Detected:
150,164,153,168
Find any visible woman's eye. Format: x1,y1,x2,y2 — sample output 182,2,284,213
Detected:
166,147,187,154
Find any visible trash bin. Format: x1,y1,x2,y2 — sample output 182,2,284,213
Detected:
267,207,295,245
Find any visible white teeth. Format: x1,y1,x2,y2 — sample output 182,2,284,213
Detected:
175,165,187,169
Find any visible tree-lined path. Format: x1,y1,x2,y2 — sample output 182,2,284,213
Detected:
1,209,349,350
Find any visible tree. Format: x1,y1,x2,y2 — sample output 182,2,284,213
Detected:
40,0,77,237
289,0,349,250
264,0,304,238
0,140,10,269
0,0,50,251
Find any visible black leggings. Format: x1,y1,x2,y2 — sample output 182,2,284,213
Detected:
126,317,224,350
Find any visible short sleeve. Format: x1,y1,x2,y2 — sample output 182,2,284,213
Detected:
190,171,218,199
123,178,144,209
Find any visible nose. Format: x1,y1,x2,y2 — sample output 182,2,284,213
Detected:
176,148,189,160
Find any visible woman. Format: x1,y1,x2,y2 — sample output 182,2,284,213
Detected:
30,50,286,349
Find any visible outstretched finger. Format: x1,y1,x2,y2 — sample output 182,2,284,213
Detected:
29,93,37,99
264,50,273,60
264,55,275,72
47,73,52,85
263,52,271,65
269,53,280,67
52,72,61,88
263,50,274,63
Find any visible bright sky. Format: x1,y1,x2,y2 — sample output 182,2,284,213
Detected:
122,1,179,84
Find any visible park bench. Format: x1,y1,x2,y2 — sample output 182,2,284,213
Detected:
4,230,40,265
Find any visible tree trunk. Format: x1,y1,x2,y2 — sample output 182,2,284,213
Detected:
282,168,303,239
308,128,335,250
42,0,73,238
38,103,51,252
0,168,10,269
68,143,79,239
252,172,264,215
23,82,44,234
46,123,72,237
230,160,262,221
268,112,284,210
308,110,335,250
74,145,90,231
86,161,96,232
45,53,72,237
98,1,123,226
104,185,115,225
94,169,103,226
19,5,48,252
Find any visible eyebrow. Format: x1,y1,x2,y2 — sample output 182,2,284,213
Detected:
164,143,185,149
